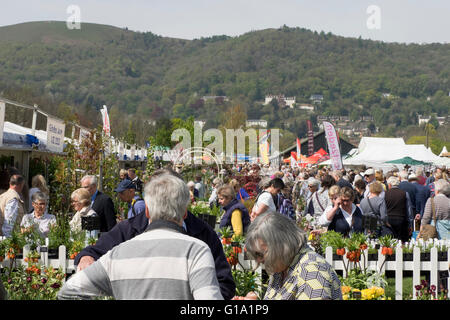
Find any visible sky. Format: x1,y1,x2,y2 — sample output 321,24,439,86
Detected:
1,0,449,44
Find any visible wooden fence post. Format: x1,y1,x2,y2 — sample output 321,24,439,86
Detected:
412,246,421,300
430,247,438,293
395,243,403,300
59,245,66,274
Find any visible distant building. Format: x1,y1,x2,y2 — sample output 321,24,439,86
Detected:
310,94,323,104
264,94,296,108
298,104,315,112
418,114,447,126
194,120,206,128
361,116,373,122
201,95,229,102
246,119,268,128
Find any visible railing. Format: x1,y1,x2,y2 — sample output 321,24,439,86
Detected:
0,244,76,274
325,244,449,300
1,241,448,300
234,243,449,300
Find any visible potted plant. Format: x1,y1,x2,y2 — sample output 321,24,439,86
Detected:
438,245,448,261
402,245,413,261
420,244,431,261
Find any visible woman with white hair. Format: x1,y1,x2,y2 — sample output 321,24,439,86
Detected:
245,212,342,300
208,177,223,207
69,188,98,235
419,179,450,240
304,177,330,220
21,191,56,237
187,180,197,203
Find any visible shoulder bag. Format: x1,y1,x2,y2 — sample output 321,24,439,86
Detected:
419,197,438,241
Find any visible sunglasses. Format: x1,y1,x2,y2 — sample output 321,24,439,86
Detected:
341,198,351,203
252,250,267,260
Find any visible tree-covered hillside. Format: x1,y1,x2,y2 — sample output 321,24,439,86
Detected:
0,21,448,146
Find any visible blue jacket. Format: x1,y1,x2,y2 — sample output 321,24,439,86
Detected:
219,198,251,233
75,211,236,300
399,181,417,213
328,206,364,237
127,196,145,219
413,182,430,217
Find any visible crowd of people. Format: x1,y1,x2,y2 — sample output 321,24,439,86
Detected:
0,162,448,300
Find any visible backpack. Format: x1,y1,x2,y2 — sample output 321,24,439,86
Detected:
277,194,296,221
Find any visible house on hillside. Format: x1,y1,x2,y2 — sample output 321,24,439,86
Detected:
418,114,447,126
246,119,267,128
310,94,323,104
201,95,229,103
298,104,315,112
264,94,296,108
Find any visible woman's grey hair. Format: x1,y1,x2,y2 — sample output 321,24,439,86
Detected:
258,176,271,189
71,188,91,207
245,212,307,275
212,177,223,187
387,176,400,187
32,191,47,203
307,177,320,188
434,179,449,194
144,174,190,223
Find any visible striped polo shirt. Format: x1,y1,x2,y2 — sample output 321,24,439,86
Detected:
58,220,223,300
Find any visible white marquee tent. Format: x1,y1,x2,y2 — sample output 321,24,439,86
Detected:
322,137,449,170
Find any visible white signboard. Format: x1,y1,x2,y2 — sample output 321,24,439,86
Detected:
0,102,5,146
130,144,136,160
46,117,65,153
79,127,90,144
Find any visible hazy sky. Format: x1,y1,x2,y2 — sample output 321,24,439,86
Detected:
1,0,449,44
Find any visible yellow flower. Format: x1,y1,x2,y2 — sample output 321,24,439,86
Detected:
308,233,315,241
341,286,352,295
374,287,385,297
343,294,349,300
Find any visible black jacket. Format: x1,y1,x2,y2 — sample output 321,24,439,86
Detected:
75,211,236,300
91,191,117,232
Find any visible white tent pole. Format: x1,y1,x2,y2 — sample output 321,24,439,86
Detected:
31,104,38,136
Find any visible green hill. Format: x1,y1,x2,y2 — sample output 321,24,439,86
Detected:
0,21,449,145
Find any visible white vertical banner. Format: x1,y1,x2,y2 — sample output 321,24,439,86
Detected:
323,121,343,170
46,117,66,153
100,105,111,137
0,102,5,146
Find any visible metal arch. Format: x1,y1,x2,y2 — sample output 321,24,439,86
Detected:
172,147,223,178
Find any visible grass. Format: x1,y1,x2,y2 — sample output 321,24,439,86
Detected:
384,272,427,300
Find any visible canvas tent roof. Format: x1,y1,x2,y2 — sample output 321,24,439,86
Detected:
321,137,448,169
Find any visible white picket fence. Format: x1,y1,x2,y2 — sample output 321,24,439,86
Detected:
234,243,449,300
324,244,449,300
0,244,76,274
1,241,448,300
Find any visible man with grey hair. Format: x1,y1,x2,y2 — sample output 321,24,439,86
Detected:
398,170,417,217
59,174,223,300
383,176,414,242
245,212,342,300
0,174,26,237
80,175,116,232
332,170,353,190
